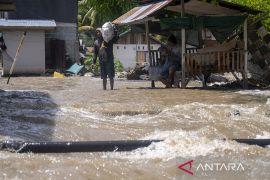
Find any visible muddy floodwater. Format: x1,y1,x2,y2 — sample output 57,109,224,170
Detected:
0,76,269,180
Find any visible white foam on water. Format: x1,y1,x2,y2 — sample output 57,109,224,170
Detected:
256,132,270,148
59,102,263,126
0,152,11,160
113,114,157,124
105,129,252,161
59,106,158,125
153,103,260,123
59,107,101,121
255,131,270,139
208,82,227,86
266,98,270,105
236,90,270,97
57,103,268,152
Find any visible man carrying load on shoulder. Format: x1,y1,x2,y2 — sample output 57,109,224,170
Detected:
93,22,119,90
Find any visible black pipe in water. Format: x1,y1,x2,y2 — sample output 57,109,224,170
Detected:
233,139,270,147
0,140,162,153
0,139,269,154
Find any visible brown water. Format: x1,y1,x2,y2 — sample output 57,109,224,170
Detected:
0,76,269,180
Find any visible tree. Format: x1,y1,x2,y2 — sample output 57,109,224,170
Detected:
78,0,136,46
226,0,270,30
78,0,135,30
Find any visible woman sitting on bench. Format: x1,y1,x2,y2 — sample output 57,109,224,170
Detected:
159,35,181,88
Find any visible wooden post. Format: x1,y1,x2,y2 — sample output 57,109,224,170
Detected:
145,20,155,88
181,0,186,88
243,18,248,89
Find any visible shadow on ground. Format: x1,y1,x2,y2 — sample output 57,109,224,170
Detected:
0,90,58,141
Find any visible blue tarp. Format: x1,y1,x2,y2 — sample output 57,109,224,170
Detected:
66,63,85,75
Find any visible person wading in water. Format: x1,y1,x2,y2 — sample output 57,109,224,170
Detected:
93,23,119,90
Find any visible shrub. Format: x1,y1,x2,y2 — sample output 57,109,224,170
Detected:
84,55,100,76
114,59,124,73
84,56,124,76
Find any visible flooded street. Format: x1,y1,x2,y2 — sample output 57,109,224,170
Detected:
0,76,270,180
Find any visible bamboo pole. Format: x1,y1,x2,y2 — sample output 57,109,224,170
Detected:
7,32,26,84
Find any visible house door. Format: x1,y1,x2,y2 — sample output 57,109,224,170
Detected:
46,39,66,72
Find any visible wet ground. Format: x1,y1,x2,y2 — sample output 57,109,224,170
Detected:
0,76,269,180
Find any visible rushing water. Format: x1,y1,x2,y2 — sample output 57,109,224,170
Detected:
0,76,269,180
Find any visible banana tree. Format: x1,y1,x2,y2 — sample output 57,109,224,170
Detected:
78,0,135,29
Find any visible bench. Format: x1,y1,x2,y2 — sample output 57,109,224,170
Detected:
148,39,246,88
148,48,197,88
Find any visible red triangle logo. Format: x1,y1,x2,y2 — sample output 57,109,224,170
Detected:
178,160,194,175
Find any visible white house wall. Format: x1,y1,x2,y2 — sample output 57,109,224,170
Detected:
2,30,45,75
113,44,160,69
114,44,136,70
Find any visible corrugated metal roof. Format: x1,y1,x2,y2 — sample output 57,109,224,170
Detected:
113,0,173,25
0,19,56,30
167,0,242,16
114,0,260,25
134,0,261,14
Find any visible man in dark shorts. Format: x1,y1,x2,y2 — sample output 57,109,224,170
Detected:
93,27,119,90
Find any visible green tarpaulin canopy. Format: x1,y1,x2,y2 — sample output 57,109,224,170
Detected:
201,15,247,43
130,15,246,46
159,15,247,43
131,22,200,47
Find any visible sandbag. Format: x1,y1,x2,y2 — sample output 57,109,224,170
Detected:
101,22,114,43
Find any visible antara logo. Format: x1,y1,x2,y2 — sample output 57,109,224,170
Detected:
178,160,194,175
178,160,245,175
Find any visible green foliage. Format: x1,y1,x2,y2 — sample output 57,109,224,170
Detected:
226,0,270,30
79,31,95,47
84,54,100,76
78,0,136,29
84,55,125,76
114,59,124,72
78,0,136,51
